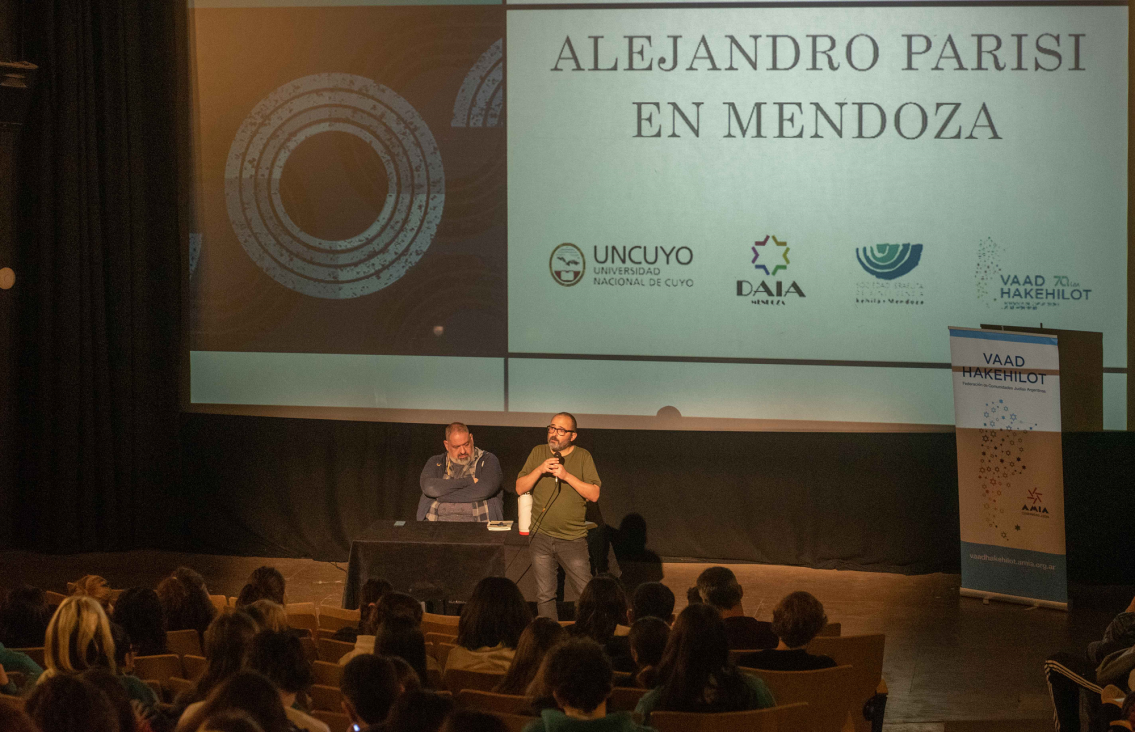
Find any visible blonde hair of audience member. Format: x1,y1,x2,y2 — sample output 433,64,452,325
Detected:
243,600,289,633
495,617,567,696
68,575,113,611
44,595,117,676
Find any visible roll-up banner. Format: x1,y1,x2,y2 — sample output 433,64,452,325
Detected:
948,327,1067,611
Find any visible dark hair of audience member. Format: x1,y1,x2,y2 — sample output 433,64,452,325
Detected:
386,690,456,732
197,711,267,732
109,622,133,672
632,582,675,623
26,673,120,732
654,603,753,712
185,610,259,704
235,567,286,608
376,616,430,687
494,617,567,696
80,667,138,732
390,655,423,693
0,585,52,648
770,591,828,648
246,630,312,695
542,638,613,714
456,577,531,651
629,616,670,688
0,704,39,732
440,709,509,732
366,592,423,635
180,671,291,732
112,587,167,657
340,654,401,725
361,578,394,608
158,573,216,639
694,567,743,611
568,575,627,646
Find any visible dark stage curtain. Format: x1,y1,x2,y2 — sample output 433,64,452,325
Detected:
9,0,183,552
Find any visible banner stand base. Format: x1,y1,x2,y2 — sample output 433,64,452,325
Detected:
960,588,1069,612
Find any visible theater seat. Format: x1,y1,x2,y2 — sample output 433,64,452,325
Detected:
495,712,539,732
311,710,351,732
166,628,203,658
743,665,856,732
308,683,343,712
607,686,648,713
457,690,529,715
650,702,810,732
443,668,505,695
807,634,886,732
183,654,206,680
134,654,184,689
318,638,354,663
312,660,343,687
318,605,360,631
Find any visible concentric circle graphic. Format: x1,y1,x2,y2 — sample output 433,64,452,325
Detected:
225,73,445,299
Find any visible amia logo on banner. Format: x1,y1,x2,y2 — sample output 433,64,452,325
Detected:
948,327,1067,610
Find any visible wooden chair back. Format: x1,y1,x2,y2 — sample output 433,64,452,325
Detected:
308,683,344,712
612,671,636,687
456,690,529,715
142,679,163,701
312,660,344,687
607,686,648,713
316,628,342,641
287,603,320,635
166,628,203,658
436,642,456,670
300,635,318,662
168,676,194,699
422,612,460,636
134,654,185,687
183,654,207,680
807,634,885,732
45,591,67,605
318,638,355,664
650,702,811,732
495,713,539,732
817,622,841,637
444,668,505,695
311,710,351,732
426,631,458,647
318,606,360,631
11,647,45,667
0,694,25,712
744,665,856,732
208,594,228,611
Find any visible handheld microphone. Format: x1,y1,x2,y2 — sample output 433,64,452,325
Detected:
553,451,563,485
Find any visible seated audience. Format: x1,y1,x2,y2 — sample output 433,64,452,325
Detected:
178,671,293,732
235,568,286,608
376,617,432,687
157,569,217,641
41,595,156,706
113,587,168,657
628,617,669,689
176,610,259,709
690,567,776,651
333,578,393,643
447,577,531,673
567,576,634,673
26,673,121,732
339,654,402,732
494,617,567,696
0,634,44,693
734,591,836,671
629,583,675,625
0,585,52,648
385,690,455,732
375,592,425,627
522,638,653,732
245,631,328,732
635,603,775,723
81,667,143,732
69,575,114,612
1045,593,1135,732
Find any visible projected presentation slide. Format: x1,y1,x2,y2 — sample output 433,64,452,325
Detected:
187,0,1128,431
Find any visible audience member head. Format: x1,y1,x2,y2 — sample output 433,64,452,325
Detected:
181,671,291,732
376,616,430,686
440,710,509,732
0,704,38,732
243,600,289,633
44,595,116,675
360,578,394,609
456,577,530,651
236,567,286,607
770,591,827,649
386,690,455,732
495,617,567,696
372,591,424,631
25,673,119,732
246,630,312,700
390,655,423,693
655,603,749,712
694,567,744,614
542,638,613,717
195,610,259,701
569,575,627,645
67,575,113,611
631,582,676,624
111,587,166,657
158,571,217,637
0,584,51,648
197,711,266,732
629,616,670,670
81,667,137,732
108,622,133,672
340,654,401,727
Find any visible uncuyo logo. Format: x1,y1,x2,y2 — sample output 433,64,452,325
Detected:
550,243,585,287
856,243,923,280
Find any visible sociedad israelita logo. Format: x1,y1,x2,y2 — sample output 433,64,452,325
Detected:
550,243,585,287
856,243,923,280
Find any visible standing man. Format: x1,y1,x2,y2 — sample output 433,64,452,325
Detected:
516,412,602,620
418,422,503,522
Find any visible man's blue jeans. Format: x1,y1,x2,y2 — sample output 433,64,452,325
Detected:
531,531,592,620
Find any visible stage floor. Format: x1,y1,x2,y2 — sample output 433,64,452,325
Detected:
1,550,1129,731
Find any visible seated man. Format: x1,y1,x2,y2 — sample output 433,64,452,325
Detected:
734,591,836,671
418,422,503,522
523,638,654,732
690,567,777,650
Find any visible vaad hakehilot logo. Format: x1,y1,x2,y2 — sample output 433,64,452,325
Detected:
550,243,585,287
856,243,923,280
736,235,804,304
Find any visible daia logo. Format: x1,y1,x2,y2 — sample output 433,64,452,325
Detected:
550,243,585,287
857,243,923,280
737,234,804,302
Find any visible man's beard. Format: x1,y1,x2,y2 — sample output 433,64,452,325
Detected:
450,453,473,466
547,435,570,451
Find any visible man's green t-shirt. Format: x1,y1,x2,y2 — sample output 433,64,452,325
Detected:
519,444,601,541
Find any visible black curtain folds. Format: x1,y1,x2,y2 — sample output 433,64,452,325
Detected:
12,0,183,552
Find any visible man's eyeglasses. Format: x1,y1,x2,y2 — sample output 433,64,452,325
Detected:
547,425,575,436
